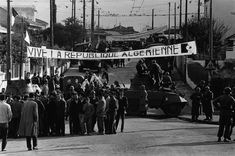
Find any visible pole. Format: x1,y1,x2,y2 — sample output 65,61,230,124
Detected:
53,0,56,23
98,9,100,29
7,0,11,81
71,0,74,19
20,18,24,80
74,0,76,23
83,0,86,42
174,2,176,43
184,0,188,83
168,2,171,45
50,0,54,48
198,0,200,22
152,9,154,29
179,0,182,30
91,0,95,46
185,0,188,41
209,0,213,59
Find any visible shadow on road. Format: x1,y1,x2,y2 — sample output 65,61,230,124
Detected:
144,140,235,148
124,126,215,134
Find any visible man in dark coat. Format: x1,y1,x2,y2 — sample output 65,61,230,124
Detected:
39,92,49,136
68,92,81,135
8,95,22,138
190,87,202,121
116,90,128,132
106,92,118,134
214,87,235,142
202,86,214,121
18,93,39,150
47,91,57,135
55,92,66,136
34,95,46,137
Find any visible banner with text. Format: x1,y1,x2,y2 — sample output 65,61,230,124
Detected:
27,41,197,60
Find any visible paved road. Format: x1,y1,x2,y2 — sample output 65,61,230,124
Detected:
4,59,230,156
3,116,235,156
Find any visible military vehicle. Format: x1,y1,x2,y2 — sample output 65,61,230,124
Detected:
125,73,187,116
125,42,187,116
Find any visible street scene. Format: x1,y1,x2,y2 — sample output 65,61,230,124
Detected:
0,0,235,156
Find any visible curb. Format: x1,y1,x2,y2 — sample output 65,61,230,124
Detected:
178,116,219,125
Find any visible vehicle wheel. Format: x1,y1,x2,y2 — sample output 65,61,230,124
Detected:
161,103,183,117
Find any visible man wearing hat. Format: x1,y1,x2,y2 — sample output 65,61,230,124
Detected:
214,87,235,142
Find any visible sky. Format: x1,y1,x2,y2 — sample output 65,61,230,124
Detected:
0,0,213,32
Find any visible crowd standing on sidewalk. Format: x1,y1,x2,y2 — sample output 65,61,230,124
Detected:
0,70,129,151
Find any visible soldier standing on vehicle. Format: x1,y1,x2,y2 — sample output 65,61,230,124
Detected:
213,87,235,142
150,60,164,90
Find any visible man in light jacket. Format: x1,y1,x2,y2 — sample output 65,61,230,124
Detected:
0,94,12,151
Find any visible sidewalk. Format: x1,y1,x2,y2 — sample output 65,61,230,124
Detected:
178,115,219,125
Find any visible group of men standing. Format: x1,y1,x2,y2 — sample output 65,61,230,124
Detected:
190,80,214,122
0,68,128,151
191,80,235,142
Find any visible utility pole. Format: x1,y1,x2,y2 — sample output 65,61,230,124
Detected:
152,9,154,29
7,0,12,81
83,0,86,42
71,0,74,18
168,2,171,45
53,0,57,24
174,2,177,43
209,0,213,59
98,9,100,29
91,0,95,46
20,18,24,80
185,0,188,41
74,0,76,23
184,0,189,83
50,0,54,47
179,0,182,30
198,0,200,22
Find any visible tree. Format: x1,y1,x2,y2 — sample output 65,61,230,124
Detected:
42,17,83,50
11,18,29,64
182,17,230,59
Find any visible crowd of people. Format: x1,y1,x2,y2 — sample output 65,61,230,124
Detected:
0,70,128,151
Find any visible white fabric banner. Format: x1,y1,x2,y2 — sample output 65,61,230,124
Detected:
27,41,197,60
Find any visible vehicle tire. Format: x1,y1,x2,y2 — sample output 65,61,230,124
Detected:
161,103,182,117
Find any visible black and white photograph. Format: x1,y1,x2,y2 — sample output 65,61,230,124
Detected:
0,0,235,155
